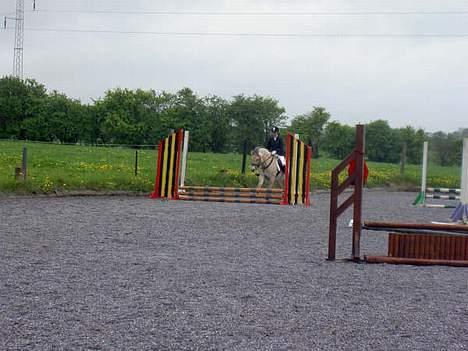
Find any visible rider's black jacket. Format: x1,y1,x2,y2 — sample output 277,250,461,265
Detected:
266,136,285,156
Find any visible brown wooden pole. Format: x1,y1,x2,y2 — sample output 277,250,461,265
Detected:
134,150,138,176
363,221,468,233
15,167,22,181
22,146,27,180
400,142,407,175
328,170,339,260
364,255,468,267
352,124,365,261
241,140,247,175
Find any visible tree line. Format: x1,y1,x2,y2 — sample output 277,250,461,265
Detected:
0,76,466,166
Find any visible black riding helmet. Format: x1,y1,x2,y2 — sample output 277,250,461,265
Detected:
271,126,280,133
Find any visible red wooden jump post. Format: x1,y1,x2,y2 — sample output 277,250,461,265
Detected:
328,124,365,261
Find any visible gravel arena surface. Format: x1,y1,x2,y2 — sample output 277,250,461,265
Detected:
1,191,467,351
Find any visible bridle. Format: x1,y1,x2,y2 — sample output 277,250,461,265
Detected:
252,152,275,171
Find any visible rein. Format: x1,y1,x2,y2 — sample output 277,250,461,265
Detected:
263,154,275,170
252,150,277,172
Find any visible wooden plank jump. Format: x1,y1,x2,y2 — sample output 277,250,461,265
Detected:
179,194,281,205
363,222,468,266
178,194,281,205
180,186,283,194
179,186,283,204
180,191,283,200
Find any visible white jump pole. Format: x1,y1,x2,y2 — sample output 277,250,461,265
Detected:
451,138,468,223
421,141,428,198
179,131,189,189
413,141,428,206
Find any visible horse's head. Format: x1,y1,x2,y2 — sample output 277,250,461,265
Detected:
250,147,271,173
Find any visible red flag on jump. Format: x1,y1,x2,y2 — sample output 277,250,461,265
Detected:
348,159,369,185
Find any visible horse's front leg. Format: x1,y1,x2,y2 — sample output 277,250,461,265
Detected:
268,174,276,190
257,174,265,189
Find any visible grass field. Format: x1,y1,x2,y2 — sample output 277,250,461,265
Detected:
0,140,461,194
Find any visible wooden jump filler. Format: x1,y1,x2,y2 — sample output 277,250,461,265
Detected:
150,129,312,206
328,125,468,267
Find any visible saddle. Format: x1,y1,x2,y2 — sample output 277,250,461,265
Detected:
276,158,285,174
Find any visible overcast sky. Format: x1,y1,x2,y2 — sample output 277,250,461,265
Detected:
1,0,467,132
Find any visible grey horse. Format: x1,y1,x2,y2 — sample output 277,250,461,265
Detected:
251,147,285,189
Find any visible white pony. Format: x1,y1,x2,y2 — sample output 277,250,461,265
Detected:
251,147,285,189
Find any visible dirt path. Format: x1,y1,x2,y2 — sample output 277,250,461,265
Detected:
1,192,466,350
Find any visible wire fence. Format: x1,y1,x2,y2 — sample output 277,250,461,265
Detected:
0,140,160,192
0,138,158,150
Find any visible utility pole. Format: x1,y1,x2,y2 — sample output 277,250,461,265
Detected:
13,0,24,79
4,0,35,79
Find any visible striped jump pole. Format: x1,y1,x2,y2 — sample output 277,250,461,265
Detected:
425,204,457,209
150,129,185,200
426,194,460,200
281,133,312,206
427,188,460,194
178,186,283,204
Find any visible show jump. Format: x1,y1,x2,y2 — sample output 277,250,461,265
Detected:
150,129,312,206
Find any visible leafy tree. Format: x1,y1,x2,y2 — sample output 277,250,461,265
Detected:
290,107,330,157
166,88,210,152
396,126,426,164
228,95,286,151
22,92,88,142
94,88,161,144
322,121,355,159
429,132,463,166
205,96,229,152
0,76,47,138
365,120,400,163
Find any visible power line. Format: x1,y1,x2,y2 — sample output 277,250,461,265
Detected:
26,9,468,16
17,27,468,38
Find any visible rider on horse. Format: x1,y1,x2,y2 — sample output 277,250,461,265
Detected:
266,126,285,172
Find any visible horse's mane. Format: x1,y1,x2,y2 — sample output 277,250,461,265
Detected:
253,146,269,156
